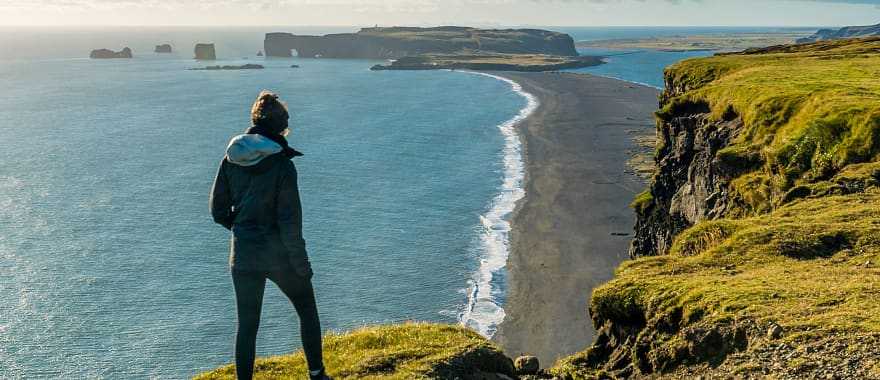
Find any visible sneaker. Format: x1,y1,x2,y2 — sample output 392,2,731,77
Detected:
309,368,332,380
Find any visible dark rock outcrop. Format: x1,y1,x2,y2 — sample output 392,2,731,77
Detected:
194,43,216,60
628,76,745,257
797,22,880,43
264,26,578,59
90,47,132,59
154,44,172,53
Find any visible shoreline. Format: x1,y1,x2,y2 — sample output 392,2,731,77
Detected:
458,71,539,337
488,72,659,364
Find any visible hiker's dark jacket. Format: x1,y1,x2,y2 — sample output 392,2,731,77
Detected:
210,134,310,275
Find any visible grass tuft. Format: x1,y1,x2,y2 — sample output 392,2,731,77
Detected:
193,323,513,380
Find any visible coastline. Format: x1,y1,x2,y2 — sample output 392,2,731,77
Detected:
488,72,659,364
458,71,539,337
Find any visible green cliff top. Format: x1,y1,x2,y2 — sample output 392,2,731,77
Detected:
193,323,514,379
559,38,880,378
660,37,880,215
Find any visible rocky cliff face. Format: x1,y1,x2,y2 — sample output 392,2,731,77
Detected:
555,38,880,379
628,78,746,257
797,22,880,43
264,26,578,59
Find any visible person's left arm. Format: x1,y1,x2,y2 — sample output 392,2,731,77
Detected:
209,159,234,230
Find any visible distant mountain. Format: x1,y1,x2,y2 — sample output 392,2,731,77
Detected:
797,22,880,43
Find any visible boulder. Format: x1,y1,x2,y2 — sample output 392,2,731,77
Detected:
154,44,172,53
514,355,540,375
90,47,132,59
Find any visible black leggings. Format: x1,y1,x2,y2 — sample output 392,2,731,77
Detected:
231,269,324,380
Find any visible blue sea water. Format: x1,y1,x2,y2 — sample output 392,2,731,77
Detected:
0,28,528,378
0,26,813,378
559,26,818,88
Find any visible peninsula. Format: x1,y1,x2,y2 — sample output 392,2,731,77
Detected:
265,26,577,58
265,26,599,72
370,53,602,71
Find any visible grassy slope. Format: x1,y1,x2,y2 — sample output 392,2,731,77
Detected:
552,37,880,377
660,37,880,216
194,323,513,380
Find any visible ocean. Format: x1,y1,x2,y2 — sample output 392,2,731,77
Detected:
0,26,813,378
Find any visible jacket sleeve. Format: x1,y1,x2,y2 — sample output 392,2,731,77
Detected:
277,162,307,255
209,159,234,230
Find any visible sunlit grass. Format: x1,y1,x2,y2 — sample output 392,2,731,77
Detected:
660,37,880,215
193,323,512,380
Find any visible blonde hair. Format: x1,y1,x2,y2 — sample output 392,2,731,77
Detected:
250,90,289,133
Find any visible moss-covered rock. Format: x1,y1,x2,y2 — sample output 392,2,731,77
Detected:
194,323,515,380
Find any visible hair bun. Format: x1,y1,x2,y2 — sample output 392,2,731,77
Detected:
250,90,289,132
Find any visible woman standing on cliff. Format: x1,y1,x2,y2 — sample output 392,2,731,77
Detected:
210,91,331,380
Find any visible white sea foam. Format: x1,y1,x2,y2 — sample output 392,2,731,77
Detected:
456,71,539,337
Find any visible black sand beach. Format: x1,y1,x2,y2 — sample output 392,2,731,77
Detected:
491,72,659,364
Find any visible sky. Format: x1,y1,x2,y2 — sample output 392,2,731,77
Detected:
0,0,878,27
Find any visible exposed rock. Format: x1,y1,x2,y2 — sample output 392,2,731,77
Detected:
154,44,172,53
767,323,783,340
256,50,263,56
264,26,578,59
189,64,264,71
515,355,540,375
629,93,744,257
90,47,132,59
194,43,216,60
290,64,300,68
797,23,880,43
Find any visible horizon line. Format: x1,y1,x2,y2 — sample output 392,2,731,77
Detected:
0,24,832,29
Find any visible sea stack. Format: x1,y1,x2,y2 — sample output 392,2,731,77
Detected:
154,44,172,53
90,47,133,59
194,43,216,60
257,50,263,56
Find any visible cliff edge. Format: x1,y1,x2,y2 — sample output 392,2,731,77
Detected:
554,37,880,379
193,323,516,380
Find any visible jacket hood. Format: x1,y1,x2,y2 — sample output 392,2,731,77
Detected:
225,134,283,167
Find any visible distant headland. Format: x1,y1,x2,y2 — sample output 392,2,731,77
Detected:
264,27,578,58
264,26,597,72
797,22,880,43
